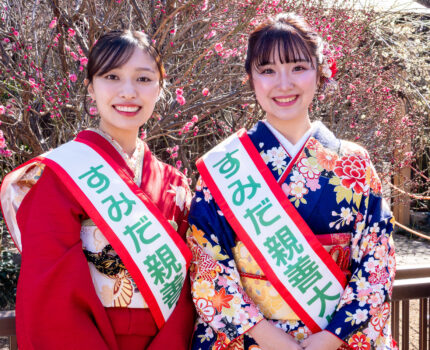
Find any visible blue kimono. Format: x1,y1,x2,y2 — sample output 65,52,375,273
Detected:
187,121,396,349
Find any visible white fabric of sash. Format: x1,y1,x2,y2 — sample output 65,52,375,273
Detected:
201,133,344,330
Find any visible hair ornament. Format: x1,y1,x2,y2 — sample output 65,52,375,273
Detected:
321,56,337,79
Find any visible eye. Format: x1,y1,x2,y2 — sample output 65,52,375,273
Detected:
293,65,307,72
259,67,275,75
293,62,312,72
104,74,118,80
137,76,151,82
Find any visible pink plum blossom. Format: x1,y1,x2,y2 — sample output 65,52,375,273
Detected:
176,94,186,106
69,73,77,82
70,52,78,61
49,17,57,28
214,42,223,52
204,30,216,39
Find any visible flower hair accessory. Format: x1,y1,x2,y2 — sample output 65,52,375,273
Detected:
321,56,337,79
327,57,337,78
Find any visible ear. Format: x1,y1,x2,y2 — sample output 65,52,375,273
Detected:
85,79,96,100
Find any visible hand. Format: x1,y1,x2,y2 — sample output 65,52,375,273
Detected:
301,330,344,350
248,319,302,350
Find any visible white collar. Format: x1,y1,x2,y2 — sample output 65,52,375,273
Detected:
263,120,313,158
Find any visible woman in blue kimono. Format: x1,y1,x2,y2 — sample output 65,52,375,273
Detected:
188,13,396,350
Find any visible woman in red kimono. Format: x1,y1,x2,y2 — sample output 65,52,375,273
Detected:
1,30,194,349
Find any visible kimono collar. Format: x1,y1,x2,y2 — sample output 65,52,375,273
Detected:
75,129,145,186
263,120,313,159
249,120,341,156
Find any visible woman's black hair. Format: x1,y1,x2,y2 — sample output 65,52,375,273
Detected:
87,30,164,84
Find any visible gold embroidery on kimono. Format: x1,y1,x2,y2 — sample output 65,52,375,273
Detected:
232,233,351,322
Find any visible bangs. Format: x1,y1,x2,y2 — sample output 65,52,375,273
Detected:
249,28,315,70
93,38,136,77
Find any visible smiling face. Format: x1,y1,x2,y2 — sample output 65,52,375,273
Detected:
244,13,325,142
251,52,318,127
88,47,160,140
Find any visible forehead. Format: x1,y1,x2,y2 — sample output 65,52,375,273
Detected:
120,47,157,69
99,46,159,77
251,30,315,67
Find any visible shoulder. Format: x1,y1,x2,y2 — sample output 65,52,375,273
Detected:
191,176,215,207
144,143,190,188
154,155,190,189
311,122,383,196
1,159,48,217
339,140,369,159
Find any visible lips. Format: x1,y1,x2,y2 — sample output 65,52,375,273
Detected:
114,105,141,113
273,95,298,106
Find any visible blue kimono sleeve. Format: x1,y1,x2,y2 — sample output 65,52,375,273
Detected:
325,161,396,348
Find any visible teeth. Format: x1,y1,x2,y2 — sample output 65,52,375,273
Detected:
115,105,139,112
275,96,296,103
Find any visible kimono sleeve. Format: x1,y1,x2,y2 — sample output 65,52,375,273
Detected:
15,166,118,350
325,157,396,348
187,178,264,346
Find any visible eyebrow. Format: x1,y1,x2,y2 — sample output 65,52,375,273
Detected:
258,59,311,66
135,67,156,73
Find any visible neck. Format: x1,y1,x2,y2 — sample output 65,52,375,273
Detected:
98,124,138,157
265,115,312,145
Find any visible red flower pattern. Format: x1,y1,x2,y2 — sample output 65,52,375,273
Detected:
349,333,371,350
334,155,369,194
370,302,390,332
369,268,389,285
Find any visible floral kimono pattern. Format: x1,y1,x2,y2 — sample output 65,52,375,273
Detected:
188,121,396,350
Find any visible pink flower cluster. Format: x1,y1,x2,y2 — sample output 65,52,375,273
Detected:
0,129,12,157
179,115,199,136
176,88,186,105
167,145,179,159
49,17,57,29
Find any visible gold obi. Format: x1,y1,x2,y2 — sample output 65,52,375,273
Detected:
232,233,351,321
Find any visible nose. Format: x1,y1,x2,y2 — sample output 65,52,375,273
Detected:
278,70,294,90
120,79,137,99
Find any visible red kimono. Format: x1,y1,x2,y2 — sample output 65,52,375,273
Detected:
2,130,195,349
